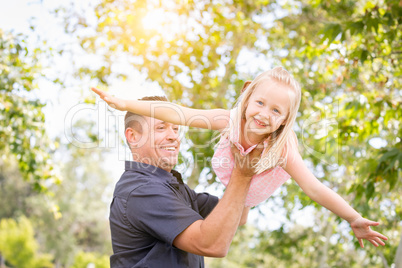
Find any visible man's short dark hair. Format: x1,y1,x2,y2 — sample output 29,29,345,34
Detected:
124,95,168,145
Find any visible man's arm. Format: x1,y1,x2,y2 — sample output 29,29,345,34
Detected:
173,145,262,257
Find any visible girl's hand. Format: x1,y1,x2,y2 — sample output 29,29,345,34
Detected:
350,217,388,248
91,87,127,111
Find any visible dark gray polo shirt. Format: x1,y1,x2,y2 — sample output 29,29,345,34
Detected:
109,161,219,268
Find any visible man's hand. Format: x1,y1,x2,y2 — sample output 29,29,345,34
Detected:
91,87,127,111
350,217,388,248
231,143,263,178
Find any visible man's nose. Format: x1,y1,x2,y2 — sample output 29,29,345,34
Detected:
166,127,179,140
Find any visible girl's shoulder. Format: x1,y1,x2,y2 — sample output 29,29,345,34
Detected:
280,130,300,162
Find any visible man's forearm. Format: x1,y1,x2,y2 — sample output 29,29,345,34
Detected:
173,145,262,257
199,169,251,255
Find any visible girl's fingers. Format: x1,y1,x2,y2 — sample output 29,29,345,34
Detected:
358,238,364,248
374,237,386,246
91,87,110,100
372,231,388,241
367,220,380,226
91,87,103,96
369,239,379,247
91,87,120,109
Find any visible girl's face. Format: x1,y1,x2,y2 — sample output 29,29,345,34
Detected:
244,79,293,138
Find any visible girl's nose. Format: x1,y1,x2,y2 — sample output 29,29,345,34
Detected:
259,111,270,121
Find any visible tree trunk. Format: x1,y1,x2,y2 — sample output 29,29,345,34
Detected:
377,250,389,268
0,254,5,268
317,215,333,268
394,231,402,268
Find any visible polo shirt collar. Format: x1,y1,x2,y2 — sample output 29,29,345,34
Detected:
125,161,183,184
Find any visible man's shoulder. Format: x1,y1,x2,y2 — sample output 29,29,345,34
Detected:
113,170,173,199
114,171,148,198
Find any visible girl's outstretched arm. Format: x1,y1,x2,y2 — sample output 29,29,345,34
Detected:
284,149,388,248
91,87,230,131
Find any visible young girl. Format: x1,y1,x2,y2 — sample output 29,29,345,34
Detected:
92,67,387,248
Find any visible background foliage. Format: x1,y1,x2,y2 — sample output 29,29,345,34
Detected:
0,0,400,267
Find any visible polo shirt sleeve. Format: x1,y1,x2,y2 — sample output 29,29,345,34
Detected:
195,192,219,218
126,182,203,246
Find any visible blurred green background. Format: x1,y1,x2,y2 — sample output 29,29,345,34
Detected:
0,0,401,267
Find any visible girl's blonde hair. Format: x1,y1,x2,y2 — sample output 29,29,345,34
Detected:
222,66,301,174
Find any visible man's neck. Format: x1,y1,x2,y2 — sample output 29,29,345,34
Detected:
131,155,173,172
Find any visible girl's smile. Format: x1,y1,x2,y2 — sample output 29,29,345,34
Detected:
243,79,293,139
253,117,269,127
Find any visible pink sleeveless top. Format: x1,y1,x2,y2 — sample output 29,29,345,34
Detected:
211,108,291,207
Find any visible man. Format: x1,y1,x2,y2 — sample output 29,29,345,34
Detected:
109,96,262,267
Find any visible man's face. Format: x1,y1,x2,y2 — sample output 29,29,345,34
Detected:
134,117,180,171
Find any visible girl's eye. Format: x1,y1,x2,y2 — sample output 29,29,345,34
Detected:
257,101,263,105
273,108,280,114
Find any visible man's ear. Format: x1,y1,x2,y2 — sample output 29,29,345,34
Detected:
125,127,141,148
241,80,252,94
